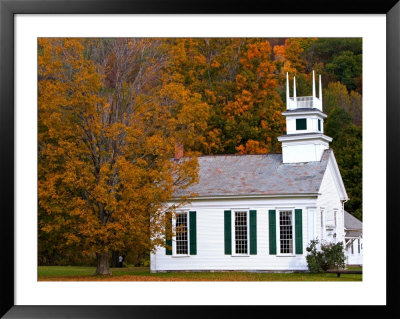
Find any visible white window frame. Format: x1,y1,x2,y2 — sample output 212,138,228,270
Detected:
231,209,250,257
276,208,296,256
172,210,190,257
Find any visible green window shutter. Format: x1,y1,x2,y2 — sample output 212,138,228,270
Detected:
224,210,232,255
295,209,303,254
296,118,307,130
269,210,277,255
165,212,172,255
318,119,321,131
189,211,197,255
250,210,257,255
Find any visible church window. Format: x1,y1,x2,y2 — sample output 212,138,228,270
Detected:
296,118,307,130
175,212,188,255
279,210,294,254
234,211,248,254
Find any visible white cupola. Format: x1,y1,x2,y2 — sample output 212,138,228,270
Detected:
278,71,332,163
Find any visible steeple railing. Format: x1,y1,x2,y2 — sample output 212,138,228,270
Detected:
286,70,323,111
288,96,322,110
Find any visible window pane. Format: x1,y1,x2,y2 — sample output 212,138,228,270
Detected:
296,118,307,130
176,213,188,254
279,211,293,254
235,211,248,254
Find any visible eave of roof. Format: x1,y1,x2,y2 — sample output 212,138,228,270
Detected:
282,108,327,118
170,192,320,201
278,133,333,143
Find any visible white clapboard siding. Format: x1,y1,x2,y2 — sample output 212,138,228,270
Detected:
316,161,345,244
151,197,315,272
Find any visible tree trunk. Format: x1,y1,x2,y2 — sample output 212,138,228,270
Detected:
94,251,112,275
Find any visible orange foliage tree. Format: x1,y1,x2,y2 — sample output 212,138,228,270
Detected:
166,38,285,154
38,38,208,274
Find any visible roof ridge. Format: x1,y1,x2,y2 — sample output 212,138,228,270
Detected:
196,153,282,158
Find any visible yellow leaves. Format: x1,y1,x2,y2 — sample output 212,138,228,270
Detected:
211,59,220,68
223,89,254,119
104,122,126,139
241,41,272,70
235,74,247,90
194,54,207,66
273,44,285,60
236,140,269,155
204,89,216,104
274,38,316,74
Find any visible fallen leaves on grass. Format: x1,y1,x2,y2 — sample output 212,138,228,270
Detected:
38,275,210,281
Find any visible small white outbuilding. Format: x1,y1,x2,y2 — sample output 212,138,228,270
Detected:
344,211,363,266
151,72,349,272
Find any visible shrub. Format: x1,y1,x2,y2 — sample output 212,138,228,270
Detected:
306,240,346,273
322,241,346,270
306,240,327,273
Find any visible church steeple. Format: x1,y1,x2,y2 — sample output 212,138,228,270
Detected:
278,71,332,163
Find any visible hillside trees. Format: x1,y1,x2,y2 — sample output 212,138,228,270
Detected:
166,38,285,154
38,38,208,274
38,37,363,267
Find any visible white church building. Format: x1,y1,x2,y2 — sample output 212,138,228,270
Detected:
150,72,349,272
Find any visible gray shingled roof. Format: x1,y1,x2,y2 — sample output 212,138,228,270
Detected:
174,149,332,198
345,230,362,238
344,211,362,230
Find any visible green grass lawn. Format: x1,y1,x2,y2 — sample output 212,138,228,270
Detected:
38,266,362,281
347,265,362,271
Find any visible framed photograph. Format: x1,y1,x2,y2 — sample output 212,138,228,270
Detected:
1,0,398,317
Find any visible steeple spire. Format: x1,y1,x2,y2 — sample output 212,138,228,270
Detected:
293,76,297,102
312,70,316,98
286,72,290,109
319,74,322,104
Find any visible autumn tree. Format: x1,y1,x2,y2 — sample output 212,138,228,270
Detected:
166,38,285,155
38,38,208,274
273,38,316,75
224,40,285,154
164,38,245,154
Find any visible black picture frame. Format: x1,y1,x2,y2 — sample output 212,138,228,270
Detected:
1,0,398,317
